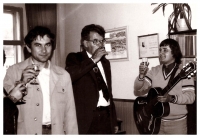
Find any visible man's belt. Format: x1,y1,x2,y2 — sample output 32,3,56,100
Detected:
96,106,110,111
42,124,51,129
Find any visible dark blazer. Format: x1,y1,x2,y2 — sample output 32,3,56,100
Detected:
3,88,18,134
65,50,117,134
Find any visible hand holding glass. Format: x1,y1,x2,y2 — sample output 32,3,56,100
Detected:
30,64,40,85
15,81,27,104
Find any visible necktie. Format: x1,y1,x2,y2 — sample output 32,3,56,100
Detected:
93,66,109,101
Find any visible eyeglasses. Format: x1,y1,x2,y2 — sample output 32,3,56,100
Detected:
87,39,106,45
159,48,171,53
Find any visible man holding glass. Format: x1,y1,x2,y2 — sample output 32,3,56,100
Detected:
3,26,78,135
65,24,118,134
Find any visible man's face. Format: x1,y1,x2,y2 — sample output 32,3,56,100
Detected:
84,31,104,55
28,35,52,64
159,45,175,65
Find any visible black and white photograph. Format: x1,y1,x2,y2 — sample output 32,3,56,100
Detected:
2,1,198,135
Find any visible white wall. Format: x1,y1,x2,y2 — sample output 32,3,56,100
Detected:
56,3,197,99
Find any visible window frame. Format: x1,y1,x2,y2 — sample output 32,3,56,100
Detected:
3,5,24,45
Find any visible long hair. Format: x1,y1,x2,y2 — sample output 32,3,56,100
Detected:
160,39,183,64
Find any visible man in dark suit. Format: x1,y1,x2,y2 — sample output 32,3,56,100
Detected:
65,24,118,134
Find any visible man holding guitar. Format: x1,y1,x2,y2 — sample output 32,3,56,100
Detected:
134,39,195,134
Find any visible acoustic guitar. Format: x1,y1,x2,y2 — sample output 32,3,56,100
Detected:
134,61,196,134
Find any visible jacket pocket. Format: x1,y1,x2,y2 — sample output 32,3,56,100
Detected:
54,87,67,104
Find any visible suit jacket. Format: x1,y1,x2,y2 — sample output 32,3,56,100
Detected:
3,88,18,134
65,50,117,134
3,57,78,135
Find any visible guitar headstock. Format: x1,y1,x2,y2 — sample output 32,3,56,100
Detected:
179,61,196,79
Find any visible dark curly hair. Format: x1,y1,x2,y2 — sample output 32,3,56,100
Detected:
24,26,55,50
80,24,105,47
160,39,183,64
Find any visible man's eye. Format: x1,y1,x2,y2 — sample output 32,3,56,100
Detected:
93,39,98,43
46,44,52,47
35,44,41,47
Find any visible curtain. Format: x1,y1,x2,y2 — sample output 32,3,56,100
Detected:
24,4,57,61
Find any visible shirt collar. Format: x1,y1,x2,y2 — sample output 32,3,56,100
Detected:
30,58,50,70
86,51,92,58
40,62,50,76
163,62,176,77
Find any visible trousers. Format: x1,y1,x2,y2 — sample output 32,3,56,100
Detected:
87,106,111,134
158,116,187,134
42,124,51,135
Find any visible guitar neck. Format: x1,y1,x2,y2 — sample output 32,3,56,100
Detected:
161,74,181,96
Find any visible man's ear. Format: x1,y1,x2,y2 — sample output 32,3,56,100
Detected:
26,45,31,53
83,40,88,48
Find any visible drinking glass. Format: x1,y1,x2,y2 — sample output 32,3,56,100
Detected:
142,58,149,66
30,64,40,85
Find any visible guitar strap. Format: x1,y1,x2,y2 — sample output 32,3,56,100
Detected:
162,63,179,96
167,64,179,85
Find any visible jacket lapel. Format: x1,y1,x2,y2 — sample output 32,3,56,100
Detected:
49,65,62,95
81,50,97,85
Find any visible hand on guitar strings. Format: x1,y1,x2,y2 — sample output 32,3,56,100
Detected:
157,94,173,103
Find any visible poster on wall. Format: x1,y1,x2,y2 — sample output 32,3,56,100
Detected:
138,33,159,58
104,26,128,61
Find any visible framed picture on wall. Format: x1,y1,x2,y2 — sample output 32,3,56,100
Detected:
138,33,159,58
104,26,128,61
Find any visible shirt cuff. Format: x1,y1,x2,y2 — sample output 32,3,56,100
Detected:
90,58,96,63
7,95,18,103
170,95,178,103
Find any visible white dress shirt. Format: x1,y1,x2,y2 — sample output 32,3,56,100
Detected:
32,60,51,125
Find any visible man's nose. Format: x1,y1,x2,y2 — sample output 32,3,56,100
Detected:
159,50,165,54
41,46,47,52
97,42,104,47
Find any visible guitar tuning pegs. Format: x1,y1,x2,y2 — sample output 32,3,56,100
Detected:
188,75,191,79
186,63,189,66
183,65,185,68
194,70,196,73
191,73,194,76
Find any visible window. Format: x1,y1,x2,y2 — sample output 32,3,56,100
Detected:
3,5,24,77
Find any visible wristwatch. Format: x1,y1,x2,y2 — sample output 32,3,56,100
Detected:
170,95,176,103
8,95,18,103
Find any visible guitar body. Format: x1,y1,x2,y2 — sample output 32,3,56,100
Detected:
134,87,170,134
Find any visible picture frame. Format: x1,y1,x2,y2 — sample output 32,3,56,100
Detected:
104,26,128,61
138,33,159,58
